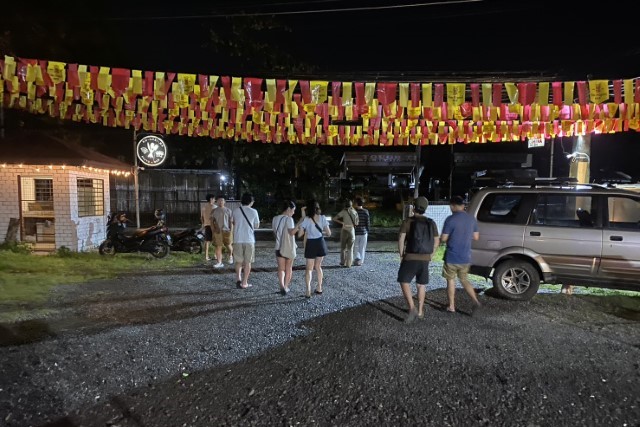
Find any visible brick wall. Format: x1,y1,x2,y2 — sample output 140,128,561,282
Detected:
0,164,111,252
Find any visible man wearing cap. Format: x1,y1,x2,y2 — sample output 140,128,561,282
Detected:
441,195,481,314
397,196,439,323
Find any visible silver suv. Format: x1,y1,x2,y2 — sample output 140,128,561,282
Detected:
468,183,640,300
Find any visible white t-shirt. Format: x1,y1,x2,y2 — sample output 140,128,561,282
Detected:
272,214,294,250
300,215,329,239
232,205,260,244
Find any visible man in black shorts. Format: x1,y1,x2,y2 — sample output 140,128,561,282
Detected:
201,194,216,261
397,196,439,323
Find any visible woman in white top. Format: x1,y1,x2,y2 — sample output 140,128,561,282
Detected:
297,199,332,298
272,200,298,295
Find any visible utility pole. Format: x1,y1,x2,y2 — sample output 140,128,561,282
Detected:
413,143,421,199
133,129,140,228
569,134,591,184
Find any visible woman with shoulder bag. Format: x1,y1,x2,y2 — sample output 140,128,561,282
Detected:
297,199,331,298
272,200,298,295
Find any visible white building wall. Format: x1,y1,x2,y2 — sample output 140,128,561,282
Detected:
0,164,110,252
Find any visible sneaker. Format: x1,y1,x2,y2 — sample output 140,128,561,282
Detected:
227,256,234,264
404,309,418,324
213,262,225,268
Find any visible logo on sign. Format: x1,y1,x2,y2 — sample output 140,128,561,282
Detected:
136,135,167,167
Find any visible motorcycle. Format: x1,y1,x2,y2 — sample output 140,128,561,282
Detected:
169,228,204,254
99,210,170,258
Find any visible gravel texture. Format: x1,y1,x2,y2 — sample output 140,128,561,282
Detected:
1,240,639,427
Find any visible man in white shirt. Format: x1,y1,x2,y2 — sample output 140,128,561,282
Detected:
231,193,260,289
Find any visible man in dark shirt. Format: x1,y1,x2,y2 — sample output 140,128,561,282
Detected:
354,197,370,266
397,196,439,323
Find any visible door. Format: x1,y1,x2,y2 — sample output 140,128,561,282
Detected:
599,194,640,286
19,176,55,249
524,193,602,279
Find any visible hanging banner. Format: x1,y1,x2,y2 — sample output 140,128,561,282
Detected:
1,55,637,147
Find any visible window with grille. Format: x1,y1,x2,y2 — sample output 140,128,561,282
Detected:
77,178,104,217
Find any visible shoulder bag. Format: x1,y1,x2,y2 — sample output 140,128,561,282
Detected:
239,207,254,230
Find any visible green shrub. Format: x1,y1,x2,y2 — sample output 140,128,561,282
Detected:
370,209,403,228
0,241,34,254
54,246,74,258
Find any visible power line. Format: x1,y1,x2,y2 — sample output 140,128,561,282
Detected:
107,0,484,21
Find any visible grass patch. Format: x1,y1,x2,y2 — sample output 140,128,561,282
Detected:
0,250,202,304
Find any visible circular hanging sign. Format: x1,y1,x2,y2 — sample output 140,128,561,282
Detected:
136,135,167,167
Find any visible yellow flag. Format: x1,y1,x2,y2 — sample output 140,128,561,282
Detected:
421,83,432,108
47,61,66,85
131,70,143,95
365,83,376,104
178,73,196,95
3,56,16,81
446,83,465,107
564,82,574,105
505,83,518,105
538,82,549,106
399,83,409,108
589,80,609,104
624,79,634,105
98,67,111,91
231,77,242,102
310,81,328,104
482,83,492,106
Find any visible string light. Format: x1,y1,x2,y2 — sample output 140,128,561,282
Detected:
0,163,130,175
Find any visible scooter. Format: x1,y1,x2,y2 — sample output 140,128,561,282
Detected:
169,228,204,254
99,211,170,258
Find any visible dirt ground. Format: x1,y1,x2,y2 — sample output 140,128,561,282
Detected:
1,242,639,426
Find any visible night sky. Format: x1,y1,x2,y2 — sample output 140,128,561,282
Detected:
1,0,639,190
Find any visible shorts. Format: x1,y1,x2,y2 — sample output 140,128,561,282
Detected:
397,260,430,285
442,263,470,281
214,230,233,247
233,243,255,264
203,225,213,242
275,250,284,259
304,237,328,259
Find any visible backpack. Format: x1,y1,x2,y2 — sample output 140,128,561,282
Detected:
406,217,435,254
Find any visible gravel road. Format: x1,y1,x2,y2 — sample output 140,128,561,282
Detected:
1,241,639,427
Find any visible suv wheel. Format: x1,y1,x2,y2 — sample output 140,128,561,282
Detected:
492,260,540,301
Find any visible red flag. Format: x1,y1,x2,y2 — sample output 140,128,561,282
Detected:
492,83,501,107
613,80,622,104
552,82,562,106
434,84,444,107
244,77,264,108
111,68,130,97
470,84,480,107
299,81,311,104
577,81,587,105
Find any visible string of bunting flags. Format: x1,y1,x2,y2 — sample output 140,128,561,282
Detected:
2,55,639,146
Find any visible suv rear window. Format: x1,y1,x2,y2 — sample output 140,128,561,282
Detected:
531,194,596,228
477,194,524,224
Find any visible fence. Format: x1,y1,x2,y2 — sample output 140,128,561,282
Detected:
110,169,233,227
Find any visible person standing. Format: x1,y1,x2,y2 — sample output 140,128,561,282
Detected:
353,197,370,266
201,194,217,262
272,200,299,295
231,193,260,289
333,199,359,267
441,195,481,314
297,199,331,298
211,195,234,269
397,196,439,323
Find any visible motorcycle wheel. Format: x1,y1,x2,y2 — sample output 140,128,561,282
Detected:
151,241,170,258
184,239,203,254
99,239,116,256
